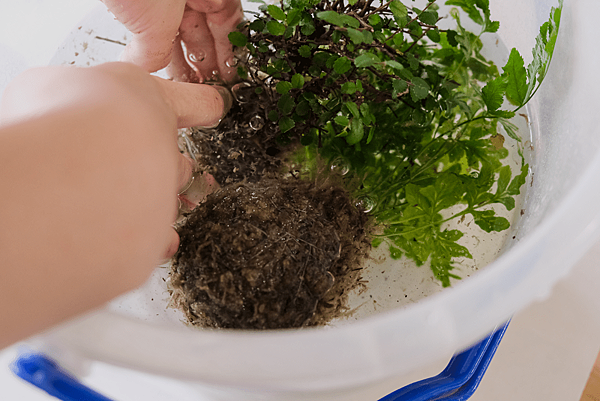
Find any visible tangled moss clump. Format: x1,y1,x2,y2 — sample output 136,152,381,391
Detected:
170,176,371,329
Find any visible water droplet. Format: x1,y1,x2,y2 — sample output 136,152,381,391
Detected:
188,49,206,63
355,196,375,213
231,82,253,104
225,57,238,68
249,115,264,131
330,158,350,176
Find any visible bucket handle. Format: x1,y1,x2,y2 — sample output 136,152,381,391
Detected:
379,320,511,401
10,351,114,401
10,321,510,401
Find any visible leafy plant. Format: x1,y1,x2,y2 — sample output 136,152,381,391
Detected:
228,0,563,286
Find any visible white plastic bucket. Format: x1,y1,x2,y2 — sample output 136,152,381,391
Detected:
27,0,600,399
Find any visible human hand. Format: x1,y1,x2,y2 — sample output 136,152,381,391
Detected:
100,0,244,83
0,62,230,347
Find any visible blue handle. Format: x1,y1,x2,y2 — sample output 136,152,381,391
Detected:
11,321,509,401
10,352,115,401
379,320,510,401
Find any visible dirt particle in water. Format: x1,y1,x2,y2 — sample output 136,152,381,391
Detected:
490,134,505,150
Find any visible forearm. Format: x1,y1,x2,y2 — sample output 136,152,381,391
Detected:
0,86,176,348
0,61,226,348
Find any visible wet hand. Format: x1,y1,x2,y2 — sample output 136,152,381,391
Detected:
100,0,244,83
0,62,231,347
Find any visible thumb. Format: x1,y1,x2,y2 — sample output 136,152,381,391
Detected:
101,0,186,72
154,77,233,128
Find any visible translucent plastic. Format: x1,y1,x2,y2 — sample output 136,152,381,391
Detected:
33,0,600,399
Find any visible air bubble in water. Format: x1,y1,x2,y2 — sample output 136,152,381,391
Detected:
355,196,375,213
177,130,199,162
225,57,238,68
231,82,253,104
249,115,265,131
330,158,350,176
188,50,205,63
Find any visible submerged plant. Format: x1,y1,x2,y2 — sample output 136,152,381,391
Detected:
224,0,563,286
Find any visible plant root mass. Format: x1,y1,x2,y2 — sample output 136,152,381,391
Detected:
171,177,371,329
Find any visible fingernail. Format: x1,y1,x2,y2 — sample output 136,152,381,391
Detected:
213,85,233,119
178,154,195,195
178,175,195,195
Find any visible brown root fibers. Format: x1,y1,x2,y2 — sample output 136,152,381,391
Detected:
170,176,371,329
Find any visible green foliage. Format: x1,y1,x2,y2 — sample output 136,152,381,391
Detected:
228,31,248,47
503,48,527,106
229,0,563,286
267,5,286,21
504,0,564,109
482,76,508,111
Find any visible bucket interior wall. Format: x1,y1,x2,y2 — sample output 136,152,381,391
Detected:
38,0,600,396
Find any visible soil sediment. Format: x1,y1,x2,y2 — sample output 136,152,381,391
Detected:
189,82,286,186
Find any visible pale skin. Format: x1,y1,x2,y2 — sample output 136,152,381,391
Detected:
101,0,244,82
0,0,241,349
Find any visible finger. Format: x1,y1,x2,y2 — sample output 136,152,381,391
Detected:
167,39,199,83
179,8,218,82
205,0,244,82
186,0,244,82
101,0,186,72
178,171,219,208
161,228,180,262
153,77,232,128
187,0,229,14
178,153,195,193
122,35,176,73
